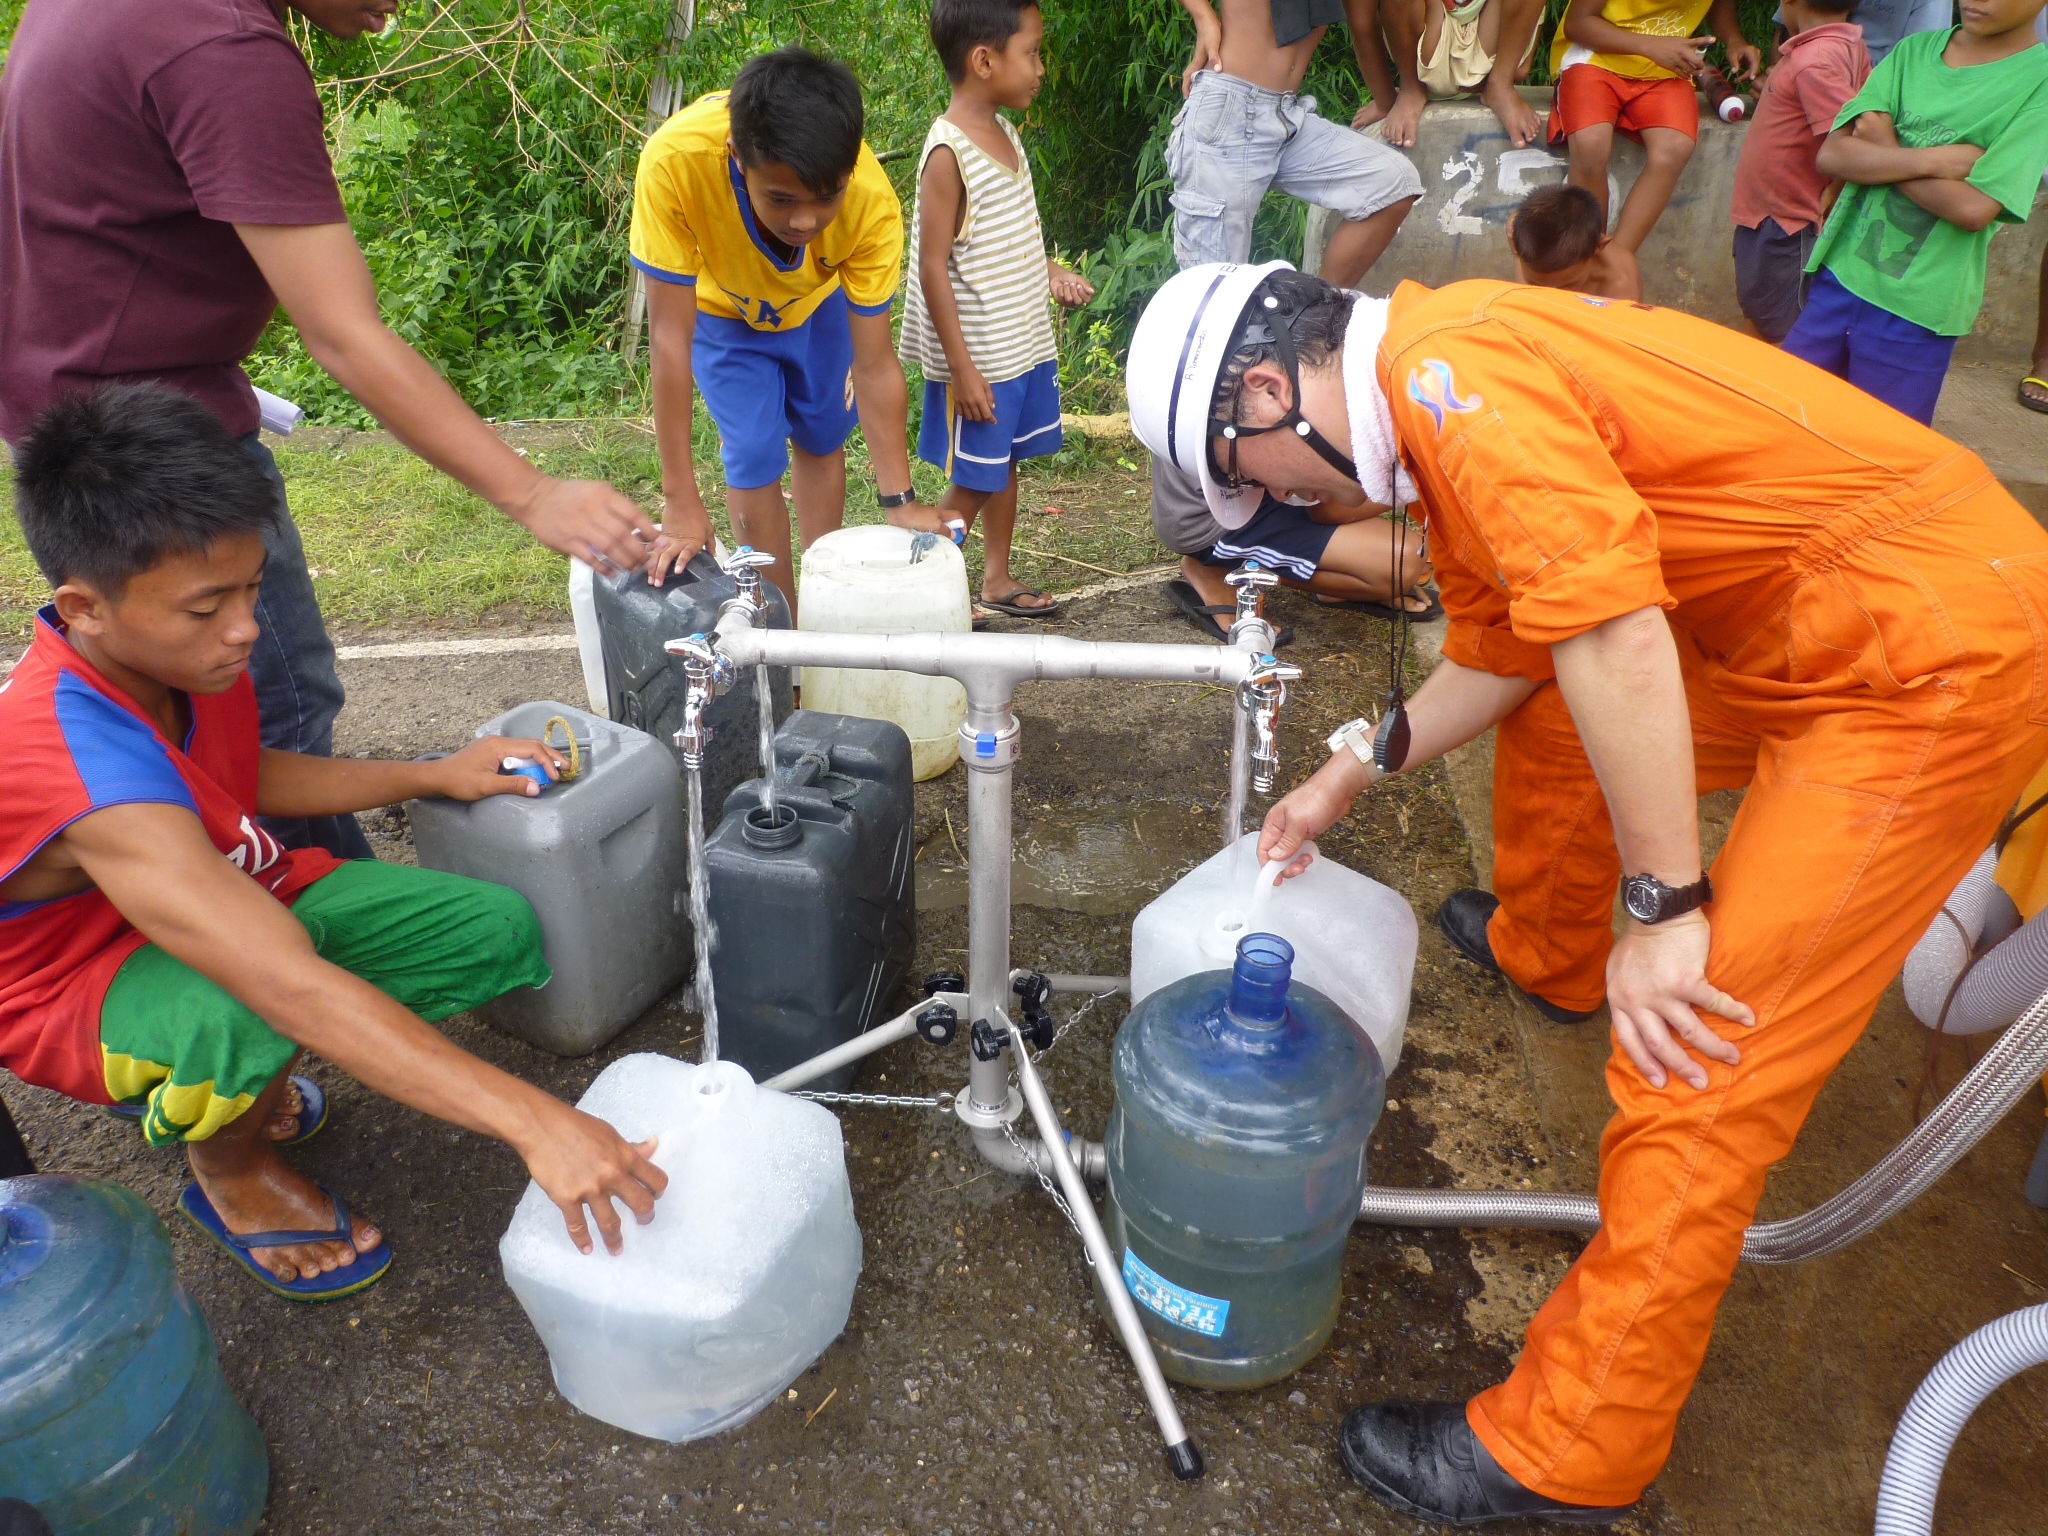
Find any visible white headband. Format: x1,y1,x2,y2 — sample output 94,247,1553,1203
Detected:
1342,295,1415,509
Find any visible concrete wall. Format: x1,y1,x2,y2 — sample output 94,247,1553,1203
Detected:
1302,88,2047,363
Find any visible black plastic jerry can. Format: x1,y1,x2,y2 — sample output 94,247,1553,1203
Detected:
592,553,794,816
702,711,917,1089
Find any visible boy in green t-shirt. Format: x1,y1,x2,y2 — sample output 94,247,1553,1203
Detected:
1785,0,2048,423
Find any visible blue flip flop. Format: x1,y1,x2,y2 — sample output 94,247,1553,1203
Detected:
177,1181,392,1302
106,1074,328,1146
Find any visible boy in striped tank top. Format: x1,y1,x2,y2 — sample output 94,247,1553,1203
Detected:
900,0,1095,619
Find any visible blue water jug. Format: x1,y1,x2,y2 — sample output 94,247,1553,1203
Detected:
1105,933,1383,1389
0,1177,267,1534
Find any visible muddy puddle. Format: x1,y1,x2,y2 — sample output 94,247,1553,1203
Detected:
916,799,1222,916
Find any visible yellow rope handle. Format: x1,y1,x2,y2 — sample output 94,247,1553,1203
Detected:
542,715,582,781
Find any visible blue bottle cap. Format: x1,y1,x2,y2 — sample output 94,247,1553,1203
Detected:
498,757,551,792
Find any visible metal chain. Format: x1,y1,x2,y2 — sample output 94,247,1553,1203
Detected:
791,1090,951,1111
1035,988,1121,1060
1000,1115,1091,1264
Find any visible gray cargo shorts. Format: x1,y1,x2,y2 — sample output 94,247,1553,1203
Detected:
1167,69,1422,269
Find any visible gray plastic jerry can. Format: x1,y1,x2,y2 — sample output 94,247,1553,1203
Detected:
408,701,691,1056
593,554,793,815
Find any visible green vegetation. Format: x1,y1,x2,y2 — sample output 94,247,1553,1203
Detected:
0,421,1167,641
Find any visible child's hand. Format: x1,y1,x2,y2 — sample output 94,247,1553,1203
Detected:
1182,12,1224,95
1726,41,1761,81
647,498,714,587
1048,262,1095,308
431,735,568,800
884,499,957,539
1922,141,1986,180
953,361,997,424
1639,34,1712,76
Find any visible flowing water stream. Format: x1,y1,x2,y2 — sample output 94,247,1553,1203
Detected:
684,764,720,1063
756,665,778,815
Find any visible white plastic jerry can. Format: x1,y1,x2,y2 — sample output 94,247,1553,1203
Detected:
797,525,970,780
1129,832,1419,1070
499,1055,862,1443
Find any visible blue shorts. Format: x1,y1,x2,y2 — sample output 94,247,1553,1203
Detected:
917,358,1064,494
692,286,859,489
1193,494,1336,583
1780,267,1956,427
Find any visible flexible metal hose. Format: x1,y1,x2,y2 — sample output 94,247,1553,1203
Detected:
1355,991,2048,1264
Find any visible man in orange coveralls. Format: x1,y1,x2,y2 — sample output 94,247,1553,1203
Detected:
1126,260,2048,1525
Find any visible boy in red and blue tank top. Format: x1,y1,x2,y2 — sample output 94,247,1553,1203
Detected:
0,386,668,1300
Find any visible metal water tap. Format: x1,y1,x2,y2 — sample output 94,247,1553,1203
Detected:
1238,655,1304,792
668,632,736,769
1225,563,1279,646
720,544,777,626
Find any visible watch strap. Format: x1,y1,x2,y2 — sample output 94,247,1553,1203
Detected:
876,487,915,510
1625,873,1713,923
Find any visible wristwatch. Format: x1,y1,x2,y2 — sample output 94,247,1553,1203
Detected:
1621,872,1713,925
876,487,916,510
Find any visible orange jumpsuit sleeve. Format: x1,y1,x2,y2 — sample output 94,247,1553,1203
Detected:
1398,327,1676,658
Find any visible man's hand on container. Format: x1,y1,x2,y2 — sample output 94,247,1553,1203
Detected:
1606,911,1754,1092
1259,751,1376,877
427,735,568,800
504,474,658,577
646,495,716,587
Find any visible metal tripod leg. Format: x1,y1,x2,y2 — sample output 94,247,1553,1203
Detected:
1007,1032,1203,1481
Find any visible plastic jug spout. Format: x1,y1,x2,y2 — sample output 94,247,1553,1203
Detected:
1225,932,1293,1029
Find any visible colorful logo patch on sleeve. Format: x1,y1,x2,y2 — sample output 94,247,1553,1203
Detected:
1121,1248,1230,1337
1406,359,1483,432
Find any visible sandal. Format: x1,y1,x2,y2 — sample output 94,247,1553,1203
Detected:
977,588,1062,620
2020,375,2048,415
1311,584,1445,623
178,1181,392,1302
105,1073,328,1146
1165,579,1294,648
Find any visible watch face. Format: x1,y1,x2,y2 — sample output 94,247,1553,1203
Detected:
1624,880,1660,922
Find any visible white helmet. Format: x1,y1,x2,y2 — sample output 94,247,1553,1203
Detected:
1125,260,1293,530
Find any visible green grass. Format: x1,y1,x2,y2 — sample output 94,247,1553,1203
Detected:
0,421,1166,641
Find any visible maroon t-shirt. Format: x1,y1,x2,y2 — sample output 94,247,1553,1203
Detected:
0,0,346,441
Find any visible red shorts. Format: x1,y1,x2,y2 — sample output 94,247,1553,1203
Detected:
1547,64,1699,145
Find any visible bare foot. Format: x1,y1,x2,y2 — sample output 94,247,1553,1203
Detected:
190,1146,381,1284
261,1078,307,1142
1181,556,1234,610
1480,74,1542,149
1380,83,1429,149
1352,98,1391,131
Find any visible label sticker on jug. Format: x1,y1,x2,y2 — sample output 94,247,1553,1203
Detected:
1122,1250,1229,1337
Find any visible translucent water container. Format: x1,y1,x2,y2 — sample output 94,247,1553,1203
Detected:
797,526,969,781
0,1176,267,1534
1130,832,1417,1070
499,1054,861,1443
408,701,692,1056
585,552,794,814
703,711,916,1089
1105,934,1383,1390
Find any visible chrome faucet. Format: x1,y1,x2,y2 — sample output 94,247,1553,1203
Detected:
720,545,777,627
668,632,736,769
1225,563,1279,648
1238,655,1304,793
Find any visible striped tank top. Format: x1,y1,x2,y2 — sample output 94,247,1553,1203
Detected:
898,115,1058,385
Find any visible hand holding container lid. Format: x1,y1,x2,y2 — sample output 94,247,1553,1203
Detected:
0,1176,267,1534
1131,832,1418,1070
408,701,691,1057
1106,933,1384,1390
797,526,970,781
499,1054,861,1442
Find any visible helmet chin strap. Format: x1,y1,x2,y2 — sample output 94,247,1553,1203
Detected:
1208,290,1360,490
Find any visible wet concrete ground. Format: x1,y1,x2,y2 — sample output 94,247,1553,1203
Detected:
7,560,2048,1534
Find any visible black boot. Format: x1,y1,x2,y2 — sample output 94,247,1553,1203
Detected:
1338,1402,1635,1527
1435,890,1599,1025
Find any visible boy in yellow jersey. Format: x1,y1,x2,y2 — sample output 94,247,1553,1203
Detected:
631,48,947,610
1549,0,1759,250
